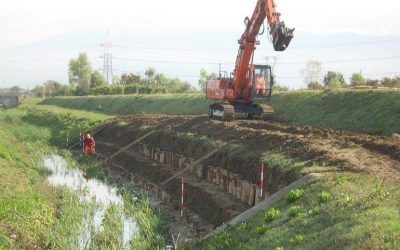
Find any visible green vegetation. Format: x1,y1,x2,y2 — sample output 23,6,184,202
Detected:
286,189,305,203
3,91,400,249
269,89,400,135
40,94,212,115
33,53,195,97
0,105,166,249
189,174,400,250
39,89,400,135
264,208,281,223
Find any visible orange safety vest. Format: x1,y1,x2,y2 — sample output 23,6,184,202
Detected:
84,138,96,154
256,76,265,89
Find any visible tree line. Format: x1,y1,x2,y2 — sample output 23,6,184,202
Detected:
302,60,400,90
33,52,196,97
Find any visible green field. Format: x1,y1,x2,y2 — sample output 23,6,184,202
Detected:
40,89,400,135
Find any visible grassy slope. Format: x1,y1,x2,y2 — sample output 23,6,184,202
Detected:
270,90,400,135
189,174,400,250
40,89,400,135
0,106,166,249
40,94,213,115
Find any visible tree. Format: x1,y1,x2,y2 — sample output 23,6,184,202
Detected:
120,73,141,85
198,68,217,90
144,67,156,84
154,73,167,85
301,60,323,86
68,52,92,95
90,71,106,88
33,85,45,98
350,72,366,86
365,79,380,86
307,81,323,90
43,80,62,96
323,71,347,89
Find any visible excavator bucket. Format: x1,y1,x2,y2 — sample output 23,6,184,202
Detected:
272,22,294,51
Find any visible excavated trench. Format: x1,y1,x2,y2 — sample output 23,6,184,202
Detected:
72,114,400,241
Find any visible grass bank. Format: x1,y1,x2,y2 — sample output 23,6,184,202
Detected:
40,89,400,135
188,173,400,250
269,89,400,135
0,106,166,249
40,94,212,115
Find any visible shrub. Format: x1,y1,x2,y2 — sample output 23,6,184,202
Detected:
288,205,303,218
319,191,330,204
308,207,321,216
290,234,305,245
110,85,124,95
138,85,152,94
264,208,281,223
286,189,304,203
124,84,138,94
90,86,111,95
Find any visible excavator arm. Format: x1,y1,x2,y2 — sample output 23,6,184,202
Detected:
233,0,294,92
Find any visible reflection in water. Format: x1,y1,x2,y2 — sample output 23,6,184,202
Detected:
44,155,137,249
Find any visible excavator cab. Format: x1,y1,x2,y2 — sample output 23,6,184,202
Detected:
250,65,273,100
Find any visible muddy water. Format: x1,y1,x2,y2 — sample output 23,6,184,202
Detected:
44,155,138,250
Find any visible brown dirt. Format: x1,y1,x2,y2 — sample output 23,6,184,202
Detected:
99,115,400,186
84,114,400,240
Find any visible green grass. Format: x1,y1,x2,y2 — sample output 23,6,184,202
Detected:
38,89,400,135
269,89,400,135
189,173,400,250
39,94,213,115
0,106,166,249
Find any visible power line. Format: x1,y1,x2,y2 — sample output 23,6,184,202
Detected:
113,56,233,65
113,38,400,52
113,55,400,66
278,55,400,65
290,38,400,50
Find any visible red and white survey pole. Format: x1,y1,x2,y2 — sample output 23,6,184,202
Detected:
260,163,264,198
180,176,184,217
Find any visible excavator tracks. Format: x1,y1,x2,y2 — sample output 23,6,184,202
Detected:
254,103,274,120
209,103,234,122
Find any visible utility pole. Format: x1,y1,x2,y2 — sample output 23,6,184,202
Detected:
100,32,113,84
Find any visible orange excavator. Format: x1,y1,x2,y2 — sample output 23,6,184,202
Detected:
206,0,294,121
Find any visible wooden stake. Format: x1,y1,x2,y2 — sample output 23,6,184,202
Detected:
260,163,264,198
181,177,184,218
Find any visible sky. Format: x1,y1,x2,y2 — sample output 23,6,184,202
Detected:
1,0,399,48
0,0,400,88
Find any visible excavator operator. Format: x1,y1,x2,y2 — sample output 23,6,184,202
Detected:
84,134,96,155
256,73,266,95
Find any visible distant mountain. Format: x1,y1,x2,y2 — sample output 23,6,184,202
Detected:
0,29,399,89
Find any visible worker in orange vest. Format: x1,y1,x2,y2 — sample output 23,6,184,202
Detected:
255,73,266,95
84,134,96,155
